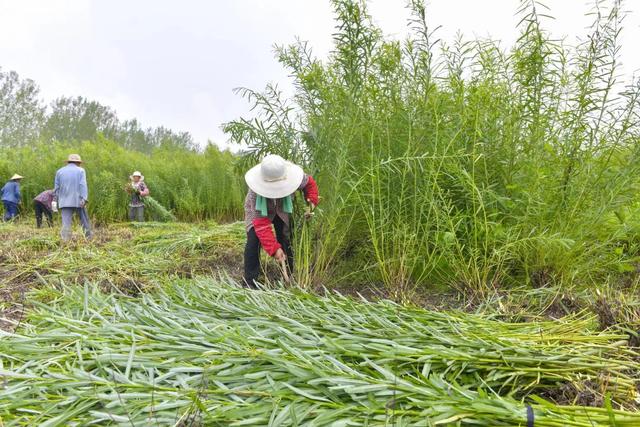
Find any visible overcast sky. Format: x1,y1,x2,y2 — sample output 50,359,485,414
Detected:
1,1,639,148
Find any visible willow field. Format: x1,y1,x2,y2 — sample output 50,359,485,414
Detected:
2,0,640,425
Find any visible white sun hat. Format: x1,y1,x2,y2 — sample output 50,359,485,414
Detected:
244,154,304,199
10,174,23,180
67,153,82,163
131,171,144,180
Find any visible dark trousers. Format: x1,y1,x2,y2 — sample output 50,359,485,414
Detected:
34,201,53,228
129,206,144,222
243,215,294,288
2,201,18,221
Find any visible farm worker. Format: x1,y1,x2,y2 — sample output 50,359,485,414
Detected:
1,174,23,221
33,189,55,228
243,154,319,288
127,171,149,222
54,154,92,241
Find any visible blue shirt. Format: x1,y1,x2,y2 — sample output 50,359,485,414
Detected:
54,164,88,208
1,180,21,204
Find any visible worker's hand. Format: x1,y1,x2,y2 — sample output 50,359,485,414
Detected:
304,199,316,220
80,199,87,208
274,248,287,263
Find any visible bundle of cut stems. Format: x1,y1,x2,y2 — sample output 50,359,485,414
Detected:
1,279,638,426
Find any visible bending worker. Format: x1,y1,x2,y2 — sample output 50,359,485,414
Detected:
33,189,55,228
243,154,319,288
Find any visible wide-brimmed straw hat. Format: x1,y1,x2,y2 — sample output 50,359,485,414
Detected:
10,174,23,180
244,154,304,199
130,171,144,180
67,153,82,163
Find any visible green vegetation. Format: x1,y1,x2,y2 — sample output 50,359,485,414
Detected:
0,222,244,293
3,0,640,424
226,0,640,299
1,64,243,224
0,139,243,223
2,277,639,425
1,221,639,425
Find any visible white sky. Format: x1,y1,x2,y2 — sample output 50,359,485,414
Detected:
1,1,639,148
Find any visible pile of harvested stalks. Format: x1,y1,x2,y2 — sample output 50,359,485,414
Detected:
1,279,639,425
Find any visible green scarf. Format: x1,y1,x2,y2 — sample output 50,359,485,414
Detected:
256,195,293,216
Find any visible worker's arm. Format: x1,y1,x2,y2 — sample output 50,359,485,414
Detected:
140,183,150,197
53,172,60,201
302,175,319,206
79,169,88,204
252,217,281,256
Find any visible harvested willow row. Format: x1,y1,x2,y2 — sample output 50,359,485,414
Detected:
144,196,177,222
1,279,639,426
0,222,245,288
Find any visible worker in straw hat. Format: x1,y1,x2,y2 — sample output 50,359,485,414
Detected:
243,154,319,288
1,174,23,221
54,154,92,241
126,171,150,222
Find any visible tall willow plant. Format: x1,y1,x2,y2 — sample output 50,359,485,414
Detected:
0,137,243,223
225,0,640,297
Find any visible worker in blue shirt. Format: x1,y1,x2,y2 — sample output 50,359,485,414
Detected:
54,154,92,241
1,174,23,221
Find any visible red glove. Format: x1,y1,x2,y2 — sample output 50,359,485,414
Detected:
303,176,319,206
252,217,281,256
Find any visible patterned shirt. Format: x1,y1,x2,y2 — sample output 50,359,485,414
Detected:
34,189,55,211
244,175,309,231
129,181,148,207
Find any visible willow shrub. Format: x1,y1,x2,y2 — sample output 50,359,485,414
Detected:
225,0,640,296
0,137,243,223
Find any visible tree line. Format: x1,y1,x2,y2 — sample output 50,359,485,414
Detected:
0,68,195,152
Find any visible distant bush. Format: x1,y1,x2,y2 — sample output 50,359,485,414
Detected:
0,137,243,223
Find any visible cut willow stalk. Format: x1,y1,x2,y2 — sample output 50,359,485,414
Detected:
1,279,639,426
144,196,176,222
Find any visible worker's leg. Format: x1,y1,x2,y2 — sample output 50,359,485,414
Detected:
34,201,43,228
2,201,8,221
273,216,294,273
5,202,18,221
128,207,136,222
137,206,144,222
6,202,18,221
78,207,92,239
60,208,73,241
243,227,261,288
44,208,53,227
